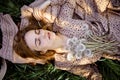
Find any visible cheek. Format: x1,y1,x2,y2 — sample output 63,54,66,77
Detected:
40,38,49,47
41,38,53,47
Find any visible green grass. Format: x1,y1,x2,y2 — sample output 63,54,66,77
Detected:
97,59,120,80
0,0,34,22
3,59,120,80
0,0,120,80
4,62,86,80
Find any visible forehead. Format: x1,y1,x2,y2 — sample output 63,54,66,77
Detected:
25,31,34,38
25,29,41,36
24,30,37,50
26,30,36,35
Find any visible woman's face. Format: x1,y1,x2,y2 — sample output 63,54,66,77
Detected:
24,29,56,52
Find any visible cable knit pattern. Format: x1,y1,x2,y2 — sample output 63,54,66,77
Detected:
108,11,120,42
0,14,18,62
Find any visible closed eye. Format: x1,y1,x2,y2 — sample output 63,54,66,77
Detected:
35,38,41,47
35,29,40,34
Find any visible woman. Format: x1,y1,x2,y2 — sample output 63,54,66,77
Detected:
0,13,54,64
0,0,120,80
19,0,120,80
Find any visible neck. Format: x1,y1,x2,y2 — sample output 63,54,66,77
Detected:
53,33,68,53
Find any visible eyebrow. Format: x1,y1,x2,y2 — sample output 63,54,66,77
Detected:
35,38,41,47
35,29,40,34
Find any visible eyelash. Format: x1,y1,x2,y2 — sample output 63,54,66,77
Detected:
35,29,40,34
35,38,41,46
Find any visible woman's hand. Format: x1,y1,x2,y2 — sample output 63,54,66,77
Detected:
33,0,51,21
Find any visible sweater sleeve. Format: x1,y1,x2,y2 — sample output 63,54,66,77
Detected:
54,0,107,38
0,13,18,62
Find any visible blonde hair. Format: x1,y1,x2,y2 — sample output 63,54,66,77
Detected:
13,18,55,62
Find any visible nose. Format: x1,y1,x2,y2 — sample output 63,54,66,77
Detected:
40,30,47,38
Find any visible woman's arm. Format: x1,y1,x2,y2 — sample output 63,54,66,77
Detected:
0,13,18,62
55,54,102,80
20,0,52,30
20,0,51,30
